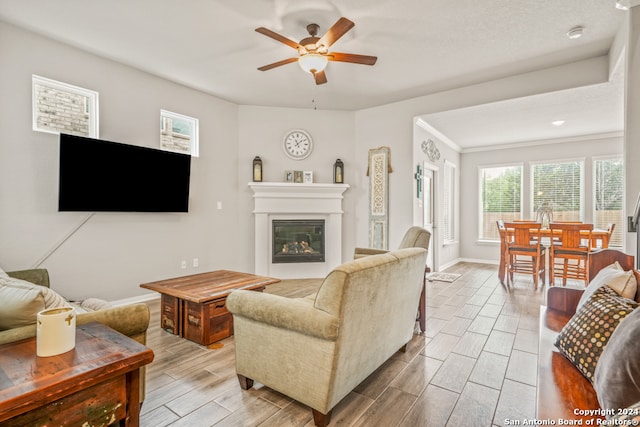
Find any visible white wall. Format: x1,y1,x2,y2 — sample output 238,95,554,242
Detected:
460,134,624,263
0,22,242,301
412,124,462,270
237,106,356,269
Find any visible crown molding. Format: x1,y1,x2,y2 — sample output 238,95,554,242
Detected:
461,131,624,153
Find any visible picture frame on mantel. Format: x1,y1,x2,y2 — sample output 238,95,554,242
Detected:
294,171,304,183
285,170,293,182
303,171,313,184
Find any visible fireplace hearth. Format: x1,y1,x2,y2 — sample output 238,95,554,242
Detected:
272,219,325,263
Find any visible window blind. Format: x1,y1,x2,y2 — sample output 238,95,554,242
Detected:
531,160,584,222
594,158,623,247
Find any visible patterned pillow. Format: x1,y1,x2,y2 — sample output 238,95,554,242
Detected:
554,285,639,382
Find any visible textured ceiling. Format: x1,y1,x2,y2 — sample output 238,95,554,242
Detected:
0,0,627,148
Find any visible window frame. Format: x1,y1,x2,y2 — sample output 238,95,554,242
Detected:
443,160,457,245
160,109,199,157
32,75,99,138
477,163,523,241
592,155,624,247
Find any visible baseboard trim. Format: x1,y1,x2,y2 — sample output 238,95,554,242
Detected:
110,293,159,307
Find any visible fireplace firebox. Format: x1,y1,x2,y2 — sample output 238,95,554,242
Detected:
272,219,325,263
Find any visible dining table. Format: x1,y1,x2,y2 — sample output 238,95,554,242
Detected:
497,226,610,285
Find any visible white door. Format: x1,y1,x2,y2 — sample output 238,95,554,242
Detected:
423,165,436,271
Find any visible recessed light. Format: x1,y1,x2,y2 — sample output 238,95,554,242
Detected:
552,120,566,126
567,26,584,39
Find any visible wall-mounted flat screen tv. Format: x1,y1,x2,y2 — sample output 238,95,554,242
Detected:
58,133,191,212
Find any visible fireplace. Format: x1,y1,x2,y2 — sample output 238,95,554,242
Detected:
249,182,349,279
272,219,325,264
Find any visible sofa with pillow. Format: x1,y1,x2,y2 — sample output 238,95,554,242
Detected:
537,249,640,423
0,267,152,401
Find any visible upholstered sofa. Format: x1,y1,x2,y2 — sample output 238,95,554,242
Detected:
0,268,151,401
226,247,428,427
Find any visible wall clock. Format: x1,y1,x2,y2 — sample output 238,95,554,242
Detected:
283,129,313,160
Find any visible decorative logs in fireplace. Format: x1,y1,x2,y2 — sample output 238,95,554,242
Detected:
272,219,325,263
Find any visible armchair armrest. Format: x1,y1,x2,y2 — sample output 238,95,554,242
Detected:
353,248,389,259
227,290,339,341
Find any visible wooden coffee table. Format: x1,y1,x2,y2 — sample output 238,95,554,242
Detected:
0,322,154,427
140,270,280,346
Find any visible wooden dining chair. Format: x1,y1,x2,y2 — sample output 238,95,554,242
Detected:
549,223,593,286
497,220,507,284
591,223,615,249
504,222,546,289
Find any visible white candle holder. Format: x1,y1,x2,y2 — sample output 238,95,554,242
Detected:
36,307,76,357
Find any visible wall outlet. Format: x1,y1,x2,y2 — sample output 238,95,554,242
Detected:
181,260,187,269
217,201,223,210
193,258,199,267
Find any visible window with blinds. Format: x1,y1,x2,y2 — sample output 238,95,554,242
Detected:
531,160,584,221
443,161,456,244
594,157,623,247
479,165,522,240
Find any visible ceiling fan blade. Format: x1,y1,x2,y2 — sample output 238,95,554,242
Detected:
255,27,303,50
258,57,299,71
317,17,355,49
328,52,377,66
314,70,328,85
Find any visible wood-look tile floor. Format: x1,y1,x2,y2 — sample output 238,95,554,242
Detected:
140,263,547,427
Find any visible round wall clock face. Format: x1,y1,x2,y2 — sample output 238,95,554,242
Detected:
283,129,313,160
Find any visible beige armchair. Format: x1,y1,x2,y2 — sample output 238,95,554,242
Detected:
354,226,431,331
226,247,428,427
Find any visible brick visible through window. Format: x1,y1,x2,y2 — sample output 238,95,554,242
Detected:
32,75,98,137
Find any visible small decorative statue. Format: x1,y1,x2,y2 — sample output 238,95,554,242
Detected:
536,201,553,228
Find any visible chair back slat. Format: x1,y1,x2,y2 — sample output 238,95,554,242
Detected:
504,222,541,247
550,223,593,251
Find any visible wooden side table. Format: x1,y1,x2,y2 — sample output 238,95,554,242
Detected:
0,322,154,427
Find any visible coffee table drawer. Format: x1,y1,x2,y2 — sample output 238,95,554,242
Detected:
183,299,232,346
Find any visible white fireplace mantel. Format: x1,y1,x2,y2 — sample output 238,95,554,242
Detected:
249,182,349,279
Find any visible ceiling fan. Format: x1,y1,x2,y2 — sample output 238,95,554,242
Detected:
255,17,377,85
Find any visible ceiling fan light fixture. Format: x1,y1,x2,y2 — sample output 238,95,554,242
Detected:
298,53,329,74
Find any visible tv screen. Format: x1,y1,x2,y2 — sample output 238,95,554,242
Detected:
58,134,191,212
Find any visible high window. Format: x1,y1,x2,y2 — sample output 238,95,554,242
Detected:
32,75,99,137
593,157,623,247
479,165,522,240
531,160,584,222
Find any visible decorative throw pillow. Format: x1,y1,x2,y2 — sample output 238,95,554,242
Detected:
41,286,71,310
577,262,637,310
0,276,45,330
555,285,639,382
0,276,70,330
594,306,640,411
